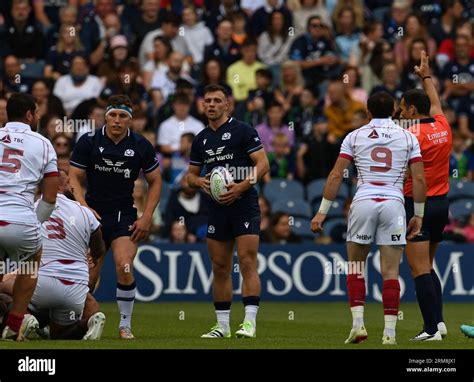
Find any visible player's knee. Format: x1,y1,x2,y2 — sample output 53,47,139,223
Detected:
238,257,257,277
115,259,133,276
212,262,230,280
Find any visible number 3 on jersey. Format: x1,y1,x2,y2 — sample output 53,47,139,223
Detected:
370,147,392,173
0,148,24,173
46,217,66,239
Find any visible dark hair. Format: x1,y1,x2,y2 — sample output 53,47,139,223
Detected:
153,35,173,58
181,132,195,142
107,95,132,109
173,93,191,105
256,68,273,81
6,93,37,121
203,84,229,98
367,92,395,118
241,36,258,48
202,58,225,84
401,89,431,115
303,85,319,99
307,15,322,30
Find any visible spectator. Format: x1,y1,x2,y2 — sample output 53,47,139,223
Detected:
230,10,248,46
139,12,192,70
274,60,305,113
400,38,430,91
2,0,44,59
256,101,294,152
96,35,130,83
31,80,66,118
2,55,32,95
394,14,436,73
53,55,103,115
370,62,404,101
203,0,240,32
169,132,194,186
257,10,295,82
361,40,394,93
39,114,62,141
334,7,361,63
383,0,411,46
332,0,365,31
259,196,272,232
287,85,323,139
44,5,78,50
324,79,365,139
327,65,367,105
292,0,330,37
169,221,195,243
142,36,173,90
449,130,474,180
181,5,214,70
44,24,86,81
429,0,464,46
157,93,205,155
357,20,385,67
52,134,72,157
245,68,274,126
226,37,266,118
436,19,474,70
250,0,293,38
289,15,340,86
264,132,296,182
296,117,339,184
261,212,302,243
203,18,241,69
130,0,161,57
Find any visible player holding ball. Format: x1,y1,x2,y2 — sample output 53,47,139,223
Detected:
186,84,270,339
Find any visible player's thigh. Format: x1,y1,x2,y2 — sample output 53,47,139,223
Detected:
207,238,234,273
346,241,371,263
111,236,138,267
375,199,406,245
0,223,42,263
102,210,137,249
346,199,378,245
29,276,63,314
206,211,234,242
379,245,403,279
50,283,88,326
235,234,259,266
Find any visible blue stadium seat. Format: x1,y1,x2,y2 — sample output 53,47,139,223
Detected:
448,180,474,201
159,182,171,212
263,179,304,203
306,179,350,204
291,217,316,241
449,199,474,219
311,199,345,218
272,199,312,218
322,218,346,238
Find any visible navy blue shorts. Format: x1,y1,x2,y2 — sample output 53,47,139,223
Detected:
99,209,137,248
405,195,449,242
207,211,260,242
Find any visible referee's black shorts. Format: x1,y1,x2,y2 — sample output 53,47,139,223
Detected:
405,195,449,242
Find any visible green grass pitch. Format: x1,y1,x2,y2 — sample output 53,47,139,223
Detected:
0,302,472,349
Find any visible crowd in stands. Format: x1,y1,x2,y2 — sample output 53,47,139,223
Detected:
0,0,473,244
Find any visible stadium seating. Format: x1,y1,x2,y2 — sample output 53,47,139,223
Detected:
448,180,474,201
323,218,346,238
263,179,305,204
272,199,312,219
290,217,316,241
306,179,350,204
449,199,474,219
159,181,170,213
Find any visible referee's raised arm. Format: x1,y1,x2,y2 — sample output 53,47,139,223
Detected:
414,50,443,116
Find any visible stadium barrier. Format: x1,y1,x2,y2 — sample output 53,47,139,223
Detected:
94,244,474,302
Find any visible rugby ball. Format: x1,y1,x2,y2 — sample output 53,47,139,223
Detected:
209,166,233,204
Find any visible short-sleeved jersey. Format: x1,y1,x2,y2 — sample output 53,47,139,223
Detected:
190,117,263,213
340,118,422,203
0,122,58,225
35,194,100,284
404,115,452,197
70,126,159,214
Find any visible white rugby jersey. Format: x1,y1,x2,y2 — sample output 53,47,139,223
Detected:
339,118,422,203
0,122,58,224
36,194,101,284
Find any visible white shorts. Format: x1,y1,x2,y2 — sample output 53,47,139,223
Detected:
28,275,89,326
347,199,406,245
0,222,42,263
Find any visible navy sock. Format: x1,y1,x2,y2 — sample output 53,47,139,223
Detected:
431,269,444,324
414,273,438,335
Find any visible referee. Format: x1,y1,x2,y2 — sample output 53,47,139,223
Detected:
400,51,452,341
69,95,161,339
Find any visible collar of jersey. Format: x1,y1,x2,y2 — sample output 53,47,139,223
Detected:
101,125,131,141
368,118,398,128
207,117,233,132
4,122,31,131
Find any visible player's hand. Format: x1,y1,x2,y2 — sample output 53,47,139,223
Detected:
199,174,211,195
414,50,430,79
129,215,151,243
406,216,422,240
219,183,244,205
311,212,326,233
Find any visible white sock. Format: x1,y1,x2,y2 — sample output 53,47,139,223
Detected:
216,310,230,333
384,315,397,337
117,283,136,329
351,306,364,328
244,305,259,327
